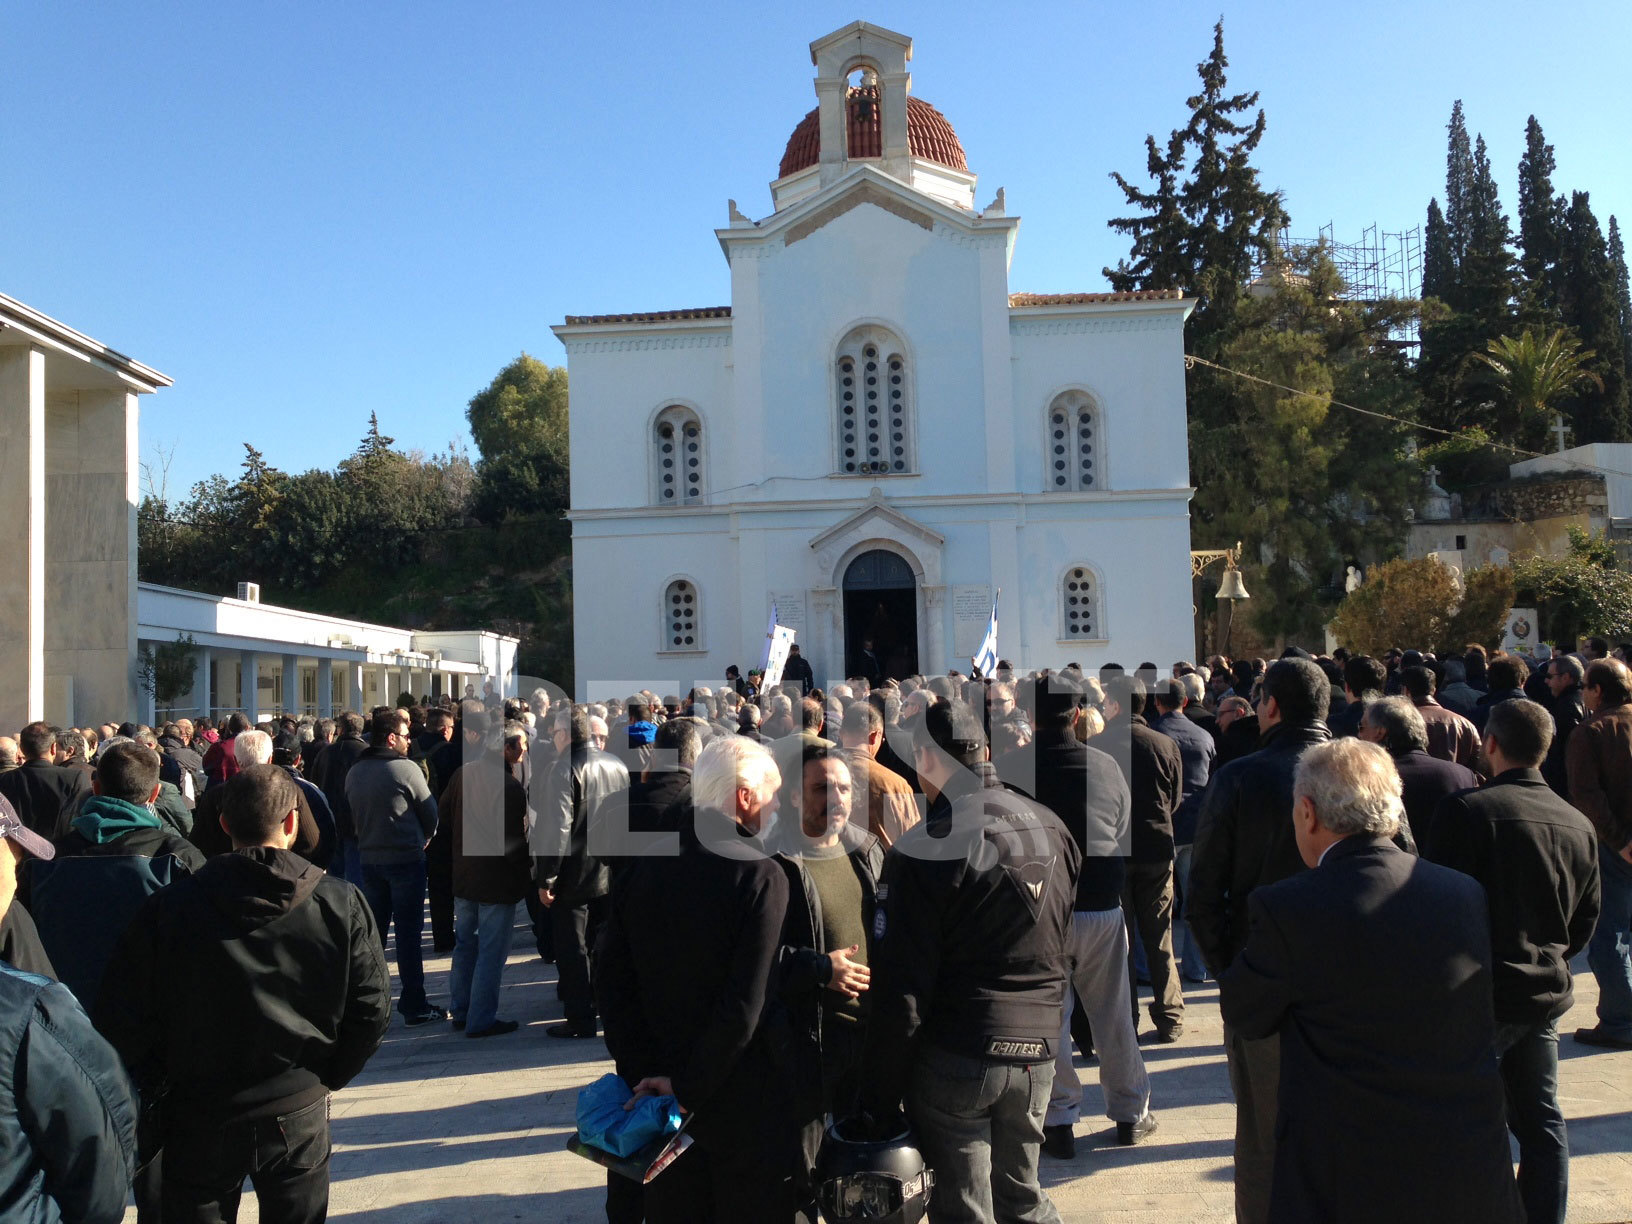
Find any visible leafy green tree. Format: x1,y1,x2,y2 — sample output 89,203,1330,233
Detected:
1189,248,1422,640
465,354,570,523
1513,535,1632,643
1416,426,1510,489
1472,328,1602,449
1105,130,1188,292
1557,192,1632,441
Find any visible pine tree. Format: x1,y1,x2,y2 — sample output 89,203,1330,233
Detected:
1558,192,1632,441
1516,116,1563,316
1103,19,1286,346
1610,215,1632,377
1178,20,1288,344
1105,130,1189,292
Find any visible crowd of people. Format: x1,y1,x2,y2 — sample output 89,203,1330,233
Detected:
0,632,1629,1223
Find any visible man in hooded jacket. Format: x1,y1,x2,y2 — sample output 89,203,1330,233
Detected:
98,764,390,1223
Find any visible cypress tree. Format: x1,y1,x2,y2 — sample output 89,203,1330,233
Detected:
1444,101,1475,266
1558,192,1631,441
1423,198,1453,302
1516,116,1564,317
1610,215,1632,377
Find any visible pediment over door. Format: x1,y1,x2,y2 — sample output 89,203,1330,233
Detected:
810,489,944,588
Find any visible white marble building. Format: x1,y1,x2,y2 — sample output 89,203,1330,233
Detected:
137,583,519,724
556,21,1196,695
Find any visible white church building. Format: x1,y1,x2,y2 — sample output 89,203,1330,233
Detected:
556,21,1196,695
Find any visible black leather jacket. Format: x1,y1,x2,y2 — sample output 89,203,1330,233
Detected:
534,747,629,905
1189,720,1331,977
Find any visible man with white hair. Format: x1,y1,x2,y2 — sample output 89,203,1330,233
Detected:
596,735,797,1219
1220,738,1522,1222
535,709,628,1039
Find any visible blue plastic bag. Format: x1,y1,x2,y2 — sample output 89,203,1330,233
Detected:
576,1073,683,1158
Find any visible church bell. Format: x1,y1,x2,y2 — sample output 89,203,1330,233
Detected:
1216,565,1251,602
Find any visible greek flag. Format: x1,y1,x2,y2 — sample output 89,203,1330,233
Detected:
972,591,999,676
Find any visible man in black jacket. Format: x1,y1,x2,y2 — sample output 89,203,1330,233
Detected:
1359,696,1479,848
1104,677,1184,1040
863,701,1082,1223
596,735,796,1220
1221,738,1521,1224
998,676,1151,1161
1189,656,1331,1224
535,709,629,1039
0,722,91,839
1542,654,1587,796
316,712,369,882
1426,699,1600,1224
98,764,391,1224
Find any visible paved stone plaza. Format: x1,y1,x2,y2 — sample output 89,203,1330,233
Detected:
133,926,1632,1223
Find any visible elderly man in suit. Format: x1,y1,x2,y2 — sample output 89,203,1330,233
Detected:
1220,738,1521,1224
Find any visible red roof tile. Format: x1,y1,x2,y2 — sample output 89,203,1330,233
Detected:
562,307,732,326
778,88,968,179
1007,290,1186,307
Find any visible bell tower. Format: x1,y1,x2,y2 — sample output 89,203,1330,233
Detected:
810,21,913,186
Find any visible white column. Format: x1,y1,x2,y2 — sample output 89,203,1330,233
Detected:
191,646,212,720
317,658,334,717
281,653,298,716
46,386,141,726
348,661,365,713
0,346,45,729
241,650,260,722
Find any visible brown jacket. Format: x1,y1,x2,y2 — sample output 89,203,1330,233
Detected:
838,747,921,849
1416,698,1483,773
1567,701,1632,852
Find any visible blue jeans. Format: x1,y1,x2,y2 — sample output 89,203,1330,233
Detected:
360,859,430,1015
333,837,362,885
1587,844,1632,1038
907,1045,1061,1224
1494,1019,1567,1224
1173,843,1207,982
450,898,517,1033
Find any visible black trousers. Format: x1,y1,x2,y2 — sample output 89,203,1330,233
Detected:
162,1097,330,1224
553,894,608,1029
524,889,556,961
426,822,455,950
644,1135,797,1224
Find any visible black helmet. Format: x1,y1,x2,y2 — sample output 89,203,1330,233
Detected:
814,1116,934,1223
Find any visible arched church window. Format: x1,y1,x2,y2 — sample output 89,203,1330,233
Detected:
1061,566,1102,640
837,326,912,475
661,578,702,651
653,406,704,505
1046,392,1100,490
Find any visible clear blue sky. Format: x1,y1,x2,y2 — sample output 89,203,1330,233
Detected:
5,2,1628,497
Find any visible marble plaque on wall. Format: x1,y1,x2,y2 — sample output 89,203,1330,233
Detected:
952,584,993,658
771,591,807,637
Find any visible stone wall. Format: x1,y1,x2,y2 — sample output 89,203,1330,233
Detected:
1463,472,1608,522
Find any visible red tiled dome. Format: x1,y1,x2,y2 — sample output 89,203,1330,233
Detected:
777,87,968,179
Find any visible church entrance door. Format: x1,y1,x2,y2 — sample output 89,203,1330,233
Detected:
842,549,918,684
